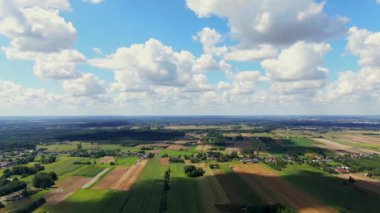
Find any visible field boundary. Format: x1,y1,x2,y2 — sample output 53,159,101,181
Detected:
82,168,111,189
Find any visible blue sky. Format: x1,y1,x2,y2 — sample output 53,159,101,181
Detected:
0,0,380,115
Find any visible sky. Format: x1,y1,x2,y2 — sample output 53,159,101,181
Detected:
0,0,380,116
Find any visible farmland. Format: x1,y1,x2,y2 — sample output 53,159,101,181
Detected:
0,116,379,213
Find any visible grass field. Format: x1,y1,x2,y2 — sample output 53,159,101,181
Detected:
37,142,140,152
114,157,139,166
22,156,84,184
280,164,380,213
71,165,104,177
159,146,198,156
120,157,168,213
166,163,203,213
38,189,129,213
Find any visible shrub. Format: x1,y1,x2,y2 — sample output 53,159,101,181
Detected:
12,198,46,213
0,180,27,196
184,165,205,178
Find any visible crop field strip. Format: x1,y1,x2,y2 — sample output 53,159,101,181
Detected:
279,164,380,213
233,164,337,213
166,163,203,213
120,157,167,213
39,189,130,213
82,168,111,189
196,163,230,213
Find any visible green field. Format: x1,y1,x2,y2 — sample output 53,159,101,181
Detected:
38,189,129,213
280,164,380,213
159,147,198,156
114,157,139,166
71,165,103,177
121,157,168,213
37,142,140,152
22,156,84,184
166,163,203,213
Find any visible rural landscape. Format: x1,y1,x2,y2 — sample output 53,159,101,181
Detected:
0,116,379,213
1,0,380,212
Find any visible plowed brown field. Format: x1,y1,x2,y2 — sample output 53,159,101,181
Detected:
94,159,148,190
233,164,337,213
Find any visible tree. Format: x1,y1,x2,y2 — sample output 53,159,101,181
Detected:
184,165,205,178
49,172,58,181
33,173,55,189
77,143,82,150
3,169,11,178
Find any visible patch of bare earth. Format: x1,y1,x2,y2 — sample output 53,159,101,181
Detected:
159,157,170,166
233,164,337,213
45,176,91,205
312,138,379,155
195,145,212,152
312,138,360,154
340,135,380,146
167,144,188,150
98,156,116,163
173,140,189,145
93,159,149,191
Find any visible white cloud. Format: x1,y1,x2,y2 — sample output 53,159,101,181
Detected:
83,0,104,4
93,47,103,55
192,54,219,73
377,0,380,4
224,45,277,62
90,39,205,89
229,71,261,95
0,0,85,81
0,6,77,56
33,50,85,79
0,80,59,106
262,41,330,82
317,27,380,103
187,0,345,46
193,27,227,56
347,27,380,68
271,80,326,95
316,68,380,103
62,73,107,97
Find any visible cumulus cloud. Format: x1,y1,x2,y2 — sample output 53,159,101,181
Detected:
0,80,59,106
0,0,85,81
347,27,380,68
187,0,345,46
193,27,227,56
224,45,277,62
317,27,380,103
262,41,330,82
62,73,107,97
0,4,77,56
229,71,262,95
90,39,218,90
33,50,85,79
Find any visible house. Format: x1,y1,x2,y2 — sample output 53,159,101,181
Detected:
335,166,349,173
